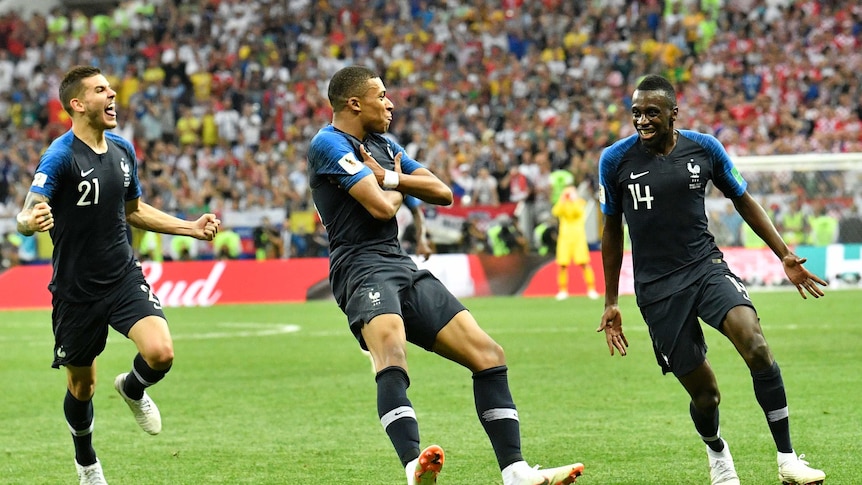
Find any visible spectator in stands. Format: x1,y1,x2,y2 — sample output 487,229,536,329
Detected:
719,202,745,247
137,231,164,262
487,214,529,256
252,216,284,260
212,224,242,259
778,197,810,246
807,200,839,246
1,231,20,270
460,213,490,255
169,235,198,261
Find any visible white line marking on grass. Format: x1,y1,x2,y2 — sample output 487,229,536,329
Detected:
5,322,303,346
172,323,301,340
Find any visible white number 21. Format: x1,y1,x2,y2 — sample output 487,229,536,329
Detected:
77,179,100,206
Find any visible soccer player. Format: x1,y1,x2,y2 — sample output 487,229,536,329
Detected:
551,183,598,300
16,66,220,485
596,74,826,485
308,65,584,485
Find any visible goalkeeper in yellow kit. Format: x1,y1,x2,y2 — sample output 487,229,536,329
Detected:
552,184,598,300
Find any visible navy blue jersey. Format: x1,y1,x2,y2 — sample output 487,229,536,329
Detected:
598,130,747,303
307,125,424,275
29,130,142,301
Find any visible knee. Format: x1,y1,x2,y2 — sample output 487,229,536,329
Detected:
740,336,772,370
68,378,95,401
370,338,409,370
143,343,174,370
692,389,721,414
474,341,506,370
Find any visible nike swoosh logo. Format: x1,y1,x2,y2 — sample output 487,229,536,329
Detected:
81,168,95,177
630,171,649,179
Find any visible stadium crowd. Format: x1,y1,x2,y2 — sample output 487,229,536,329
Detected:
1,0,861,266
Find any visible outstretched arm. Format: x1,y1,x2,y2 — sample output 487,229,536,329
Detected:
16,192,54,236
732,192,826,298
126,198,220,241
597,212,628,356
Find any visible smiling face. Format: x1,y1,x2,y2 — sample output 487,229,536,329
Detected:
72,74,118,130
358,77,394,134
631,88,677,153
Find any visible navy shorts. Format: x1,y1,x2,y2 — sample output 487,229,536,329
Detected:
340,264,466,352
51,268,166,368
639,264,755,377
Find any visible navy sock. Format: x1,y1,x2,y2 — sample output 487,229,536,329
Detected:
690,401,724,452
64,390,96,466
752,361,792,453
376,366,420,466
473,366,523,469
123,353,171,400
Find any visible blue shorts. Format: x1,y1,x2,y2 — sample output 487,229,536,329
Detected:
338,261,466,352
51,268,166,368
639,262,755,377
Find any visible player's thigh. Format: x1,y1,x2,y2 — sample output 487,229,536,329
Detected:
696,269,756,335
51,297,111,369
344,266,412,350
401,270,466,352
431,310,505,372
641,286,706,378
109,270,169,351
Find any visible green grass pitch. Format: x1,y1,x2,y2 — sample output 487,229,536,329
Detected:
2,290,860,484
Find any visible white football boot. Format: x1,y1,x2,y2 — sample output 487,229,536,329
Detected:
114,373,162,435
707,439,740,485
502,460,584,485
778,452,825,485
76,459,108,485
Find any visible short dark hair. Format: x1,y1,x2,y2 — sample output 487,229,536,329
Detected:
328,66,378,112
636,74,676,106
59,65,102,115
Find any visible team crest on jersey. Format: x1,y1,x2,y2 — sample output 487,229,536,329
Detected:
32,172,47,188
337,153,362,175
687,159,702,190
120,158,131,187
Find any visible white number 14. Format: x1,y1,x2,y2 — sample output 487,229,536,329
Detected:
627,183,654,210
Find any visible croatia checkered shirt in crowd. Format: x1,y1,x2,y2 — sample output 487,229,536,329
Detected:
307,125,424,281
598,129,748,306
28,130,142,301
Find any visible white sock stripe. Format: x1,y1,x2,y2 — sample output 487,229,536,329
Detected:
68,419,94,436
131,369,155,387
699,425,720,442
481,408,519,422
767,406,789,422
380,406,416,430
